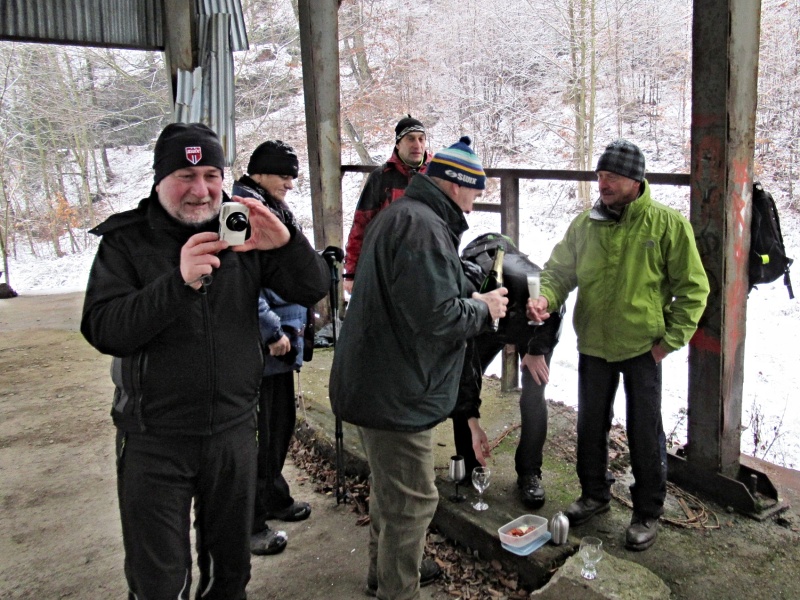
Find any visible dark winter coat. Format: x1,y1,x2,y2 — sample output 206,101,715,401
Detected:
343,149,429,280
329,174,490,432
81,190,328,436
233,176,315,376
258,288,306,375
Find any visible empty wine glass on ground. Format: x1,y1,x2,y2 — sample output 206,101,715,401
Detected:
448,455,466,503
471,466,491,511
579,536,603,580
527,274,544,326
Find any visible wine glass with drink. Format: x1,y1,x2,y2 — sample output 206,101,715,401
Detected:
527,273,544,326
471,466,491,511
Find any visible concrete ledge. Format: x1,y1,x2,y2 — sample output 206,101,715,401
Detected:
532,553,670,599
296,408,670,598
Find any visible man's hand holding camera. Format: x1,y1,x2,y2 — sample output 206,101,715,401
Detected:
180,196,293,290
229,196,291,252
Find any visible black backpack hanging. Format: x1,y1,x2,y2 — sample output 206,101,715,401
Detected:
749,182,794,299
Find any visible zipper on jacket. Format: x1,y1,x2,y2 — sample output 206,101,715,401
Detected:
135,351,147,432
202,293,217,434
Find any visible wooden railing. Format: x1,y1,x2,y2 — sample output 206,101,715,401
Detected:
341,165,690,390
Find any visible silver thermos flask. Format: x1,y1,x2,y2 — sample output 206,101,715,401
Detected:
550,511,569,545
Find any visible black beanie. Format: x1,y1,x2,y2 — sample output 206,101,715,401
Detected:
394,115,425,143
153,122,226,185
247,140,299,178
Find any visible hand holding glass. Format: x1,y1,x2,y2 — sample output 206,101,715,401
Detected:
471,466,491,511
527,275,543,325
579,536,603,580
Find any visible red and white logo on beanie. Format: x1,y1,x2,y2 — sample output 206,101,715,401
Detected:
185,146,202,165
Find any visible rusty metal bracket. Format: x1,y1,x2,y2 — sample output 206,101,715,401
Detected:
668,448,789,521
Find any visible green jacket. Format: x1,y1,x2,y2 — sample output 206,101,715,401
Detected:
329,174,490,432
541,180,709,362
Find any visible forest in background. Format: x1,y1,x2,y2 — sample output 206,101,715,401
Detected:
1,0,799,276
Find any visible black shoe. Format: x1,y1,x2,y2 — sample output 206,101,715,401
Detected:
625,514,658,551
264,501,311,522
364,558,441,596
250,527,288,556
565,496,610,526
517,473,546,508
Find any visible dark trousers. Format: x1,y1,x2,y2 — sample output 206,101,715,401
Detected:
253,371,296,531
576,351,667,519
453,338,550,479
116,419,257,600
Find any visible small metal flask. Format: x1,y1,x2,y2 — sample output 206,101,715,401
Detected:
550,511,569,545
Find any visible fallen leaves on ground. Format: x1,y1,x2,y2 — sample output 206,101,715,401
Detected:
289,437,535,598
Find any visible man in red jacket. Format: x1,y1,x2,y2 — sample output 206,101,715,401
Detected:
343,115,429,294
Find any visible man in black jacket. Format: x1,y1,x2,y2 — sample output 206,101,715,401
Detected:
330,137,508,599
81,123,328,600
233,141,313,557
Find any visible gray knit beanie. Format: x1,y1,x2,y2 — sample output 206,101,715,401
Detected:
595,139,646,182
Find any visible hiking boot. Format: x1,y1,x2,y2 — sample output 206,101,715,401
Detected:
625,514,658,551
517,473,545,508
250,526,288,556
364,558,441,596
264,501,311,522
565,496,610,526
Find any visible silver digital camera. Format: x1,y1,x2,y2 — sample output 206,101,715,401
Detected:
218,202,250,245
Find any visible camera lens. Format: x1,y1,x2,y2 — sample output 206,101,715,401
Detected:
225,212,248,232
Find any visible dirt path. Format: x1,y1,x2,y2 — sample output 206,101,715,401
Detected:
0,293,437,599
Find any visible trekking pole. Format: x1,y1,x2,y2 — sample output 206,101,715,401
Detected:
321,246,347,504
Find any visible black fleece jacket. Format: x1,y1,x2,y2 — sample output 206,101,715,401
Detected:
81,191,328,436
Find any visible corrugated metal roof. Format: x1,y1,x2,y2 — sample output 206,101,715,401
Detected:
0,0,249,52
174,13,236,165
204,12,236,164
198,0,248,52
0,0,164,50
2,0,245,163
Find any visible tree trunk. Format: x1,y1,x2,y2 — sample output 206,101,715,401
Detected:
343,117,375,165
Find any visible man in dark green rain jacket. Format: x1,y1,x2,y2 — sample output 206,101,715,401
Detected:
330,137,507,600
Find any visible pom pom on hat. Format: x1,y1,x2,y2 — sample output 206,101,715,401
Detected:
395,115,426,143
153,122,226,185
247,140,299,178
426,136,486,190
595,139,646,182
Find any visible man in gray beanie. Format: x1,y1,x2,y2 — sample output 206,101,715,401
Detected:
81,122,328,598
527,139,709,552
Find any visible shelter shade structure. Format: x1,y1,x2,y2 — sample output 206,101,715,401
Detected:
0,0,789,517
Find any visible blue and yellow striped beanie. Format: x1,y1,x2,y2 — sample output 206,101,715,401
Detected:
426,136,486,190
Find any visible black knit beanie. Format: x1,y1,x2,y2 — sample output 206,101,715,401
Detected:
247,140,299,178
394,115,426,143
153,122,226,185
595,139,646,182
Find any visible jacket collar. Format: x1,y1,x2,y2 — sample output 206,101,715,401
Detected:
401,174,469,242
590,179,651,223
388,148,429,177
234,175,288,211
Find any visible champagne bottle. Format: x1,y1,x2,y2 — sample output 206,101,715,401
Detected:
480,245,505,332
